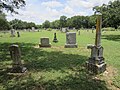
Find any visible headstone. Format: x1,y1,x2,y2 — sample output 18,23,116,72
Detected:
86,13,106,74
10,29,16,37
78,30,80,35
53,33,58,43
92,26,95,33
17,31,20,37
73,27,76,30
32,27,35,31
62,27,68,33
39,37,51,47
9,45,27,73
65,32,77,48
24,29,26,32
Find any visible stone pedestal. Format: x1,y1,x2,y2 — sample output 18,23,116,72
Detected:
9,45,27,73
86,45,106,74
39,37,51,47
65,32,77,48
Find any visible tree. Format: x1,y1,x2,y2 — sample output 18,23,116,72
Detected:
67,18,74,29
60,15,67,28
93,0,120,29
0,12,10,30
9,19,36,30
42,20,50,29
0,0,25,14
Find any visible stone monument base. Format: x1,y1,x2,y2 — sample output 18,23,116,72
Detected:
86,60,106,74
65,44,78,48
39,43,51,47
53,39,58,43
11,66,27,73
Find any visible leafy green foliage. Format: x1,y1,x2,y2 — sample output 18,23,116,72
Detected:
93,0,120,29
60,15,67,28
42,20,50,29
9,19,37,30
0,0,25,14
0,13,11,30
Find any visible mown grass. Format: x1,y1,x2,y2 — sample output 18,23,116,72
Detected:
0,30,120,90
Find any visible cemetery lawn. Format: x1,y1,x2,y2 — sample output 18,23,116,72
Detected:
0,30,120,90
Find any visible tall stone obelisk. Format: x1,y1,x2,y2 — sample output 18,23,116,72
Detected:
86,13,106,74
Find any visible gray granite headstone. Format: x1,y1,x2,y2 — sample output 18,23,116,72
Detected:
39,37,51,47
10,29,16,37
9,45,27,73
78,31,80,35
65,32,77,48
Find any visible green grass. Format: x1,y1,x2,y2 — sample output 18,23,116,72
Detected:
0,30,120,90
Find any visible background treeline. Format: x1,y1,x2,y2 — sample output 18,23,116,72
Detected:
0,0,120,31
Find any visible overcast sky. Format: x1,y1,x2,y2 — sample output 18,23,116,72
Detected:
6,0,114,24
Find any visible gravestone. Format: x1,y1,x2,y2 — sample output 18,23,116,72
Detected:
9,45,27,73
10,29,16,37
53,33,58,43
32,27,35,31
62,27,68,33
24,29,26,32
92,26,95,33
17,31,20,37
86,13,106,74
65,32,77,48
78,30,80,35
39,37,51,47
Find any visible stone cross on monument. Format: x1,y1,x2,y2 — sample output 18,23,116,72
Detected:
86,13,106,74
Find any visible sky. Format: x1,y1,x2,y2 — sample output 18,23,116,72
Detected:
6,0,114,24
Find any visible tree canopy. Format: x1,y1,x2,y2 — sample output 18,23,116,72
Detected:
93,0,120,29
0,0,25,14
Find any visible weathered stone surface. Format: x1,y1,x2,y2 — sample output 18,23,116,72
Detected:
39,37,51,47
65,32,77,48
10,29,16,37
9,45,27,73
86,13,106,74
86,61,106,74
78,31,80,35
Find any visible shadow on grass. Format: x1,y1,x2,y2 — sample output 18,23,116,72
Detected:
102,34,120,42
0,43,109,90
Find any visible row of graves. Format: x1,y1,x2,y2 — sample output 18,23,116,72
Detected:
8,13,106,74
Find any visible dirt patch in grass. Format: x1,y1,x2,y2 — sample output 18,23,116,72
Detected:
99,66,119,90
